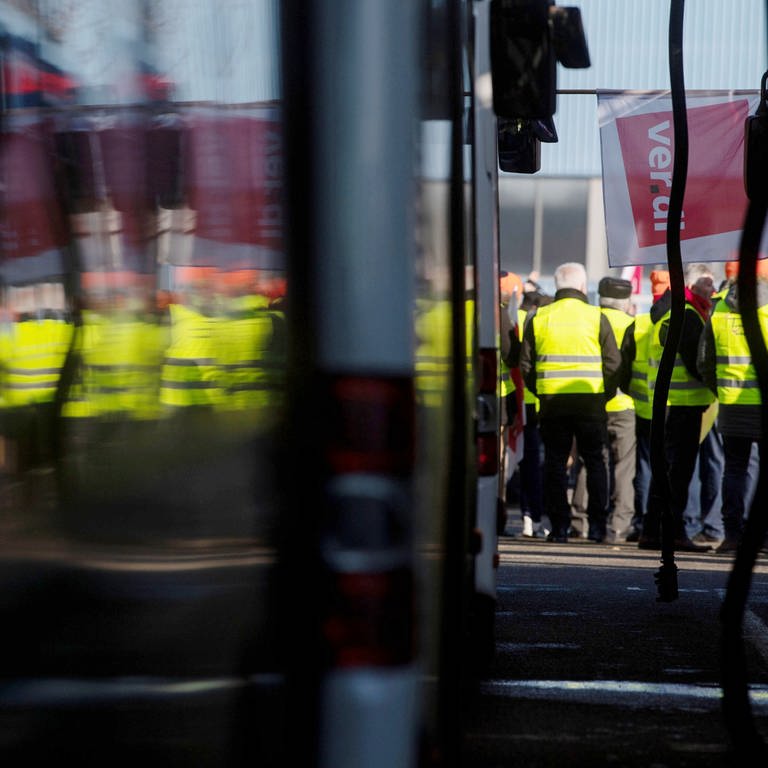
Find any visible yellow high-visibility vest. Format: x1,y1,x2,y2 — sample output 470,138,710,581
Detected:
517,308,538,409
531,298,604,396
711,298,768,405
61,311,166,420
601,306,635,413
160,303,224,409
1,314,73,406
217,294,282,412
647,306,714,407
415,299,452,409
628,312,653,420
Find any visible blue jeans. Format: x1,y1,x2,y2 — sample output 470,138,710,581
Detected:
633,416,651,534
684,425,724,540
720,436,760,540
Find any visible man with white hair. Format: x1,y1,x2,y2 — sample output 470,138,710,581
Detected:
519,262,622,543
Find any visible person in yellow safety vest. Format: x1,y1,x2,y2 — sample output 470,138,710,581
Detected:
159,267,224,411
623,269,670,543
499,271,548,538
696,259,768,554
499,271,521,532
519,262,622,543
415,297,452,411
61,272,166,424
517,287,552,538
214,269,285,422
0,283,74,473
638,263,716,552
596,277,637,544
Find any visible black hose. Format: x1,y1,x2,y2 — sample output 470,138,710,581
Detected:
718,4,768,758
720,160,768,764
650,0,687,602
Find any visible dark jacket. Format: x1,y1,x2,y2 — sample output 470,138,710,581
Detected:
519,287,622,420
651,287,708,383
697,282,768,439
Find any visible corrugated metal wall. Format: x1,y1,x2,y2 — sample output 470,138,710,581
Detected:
530,0,768,177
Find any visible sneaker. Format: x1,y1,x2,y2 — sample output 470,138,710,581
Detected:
692,531,722,550
546,531,568,543
522,515,534,537
637,536,661,550
533,523,551,539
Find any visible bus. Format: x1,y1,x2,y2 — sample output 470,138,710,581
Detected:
0,1,505,766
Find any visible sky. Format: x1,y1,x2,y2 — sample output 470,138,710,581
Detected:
538,0,768,176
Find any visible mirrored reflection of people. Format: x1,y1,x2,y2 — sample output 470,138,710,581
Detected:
638,263,716,551
0,282,73,480
697,259,768,554
519,262,621,543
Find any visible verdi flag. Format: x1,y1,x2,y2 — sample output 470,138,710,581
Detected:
597,90,764,268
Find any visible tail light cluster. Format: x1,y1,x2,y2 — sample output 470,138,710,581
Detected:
322,567,415,668
319,375,416,669
476,348,499,477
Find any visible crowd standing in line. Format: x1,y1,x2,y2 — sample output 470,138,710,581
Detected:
503,259,765,555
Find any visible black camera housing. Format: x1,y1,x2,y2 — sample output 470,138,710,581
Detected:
490,0,590,121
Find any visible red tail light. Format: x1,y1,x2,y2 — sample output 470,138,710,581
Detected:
477,431,499,476
324,375,414,475
322,568,415,668
478,347,497,394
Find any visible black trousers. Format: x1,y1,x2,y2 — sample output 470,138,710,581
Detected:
540,414,610,538
643,404,706,541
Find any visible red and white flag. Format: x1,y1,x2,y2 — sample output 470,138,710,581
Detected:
598,90,765,268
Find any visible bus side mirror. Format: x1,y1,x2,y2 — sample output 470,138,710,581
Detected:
498,117,557,175
490,0,556,120
490,0,590,120
550,6,590,69
498,119,541,174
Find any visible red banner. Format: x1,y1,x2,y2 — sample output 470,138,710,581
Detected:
599,91,763,267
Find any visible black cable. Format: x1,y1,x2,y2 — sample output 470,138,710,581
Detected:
720,108,768,767
650,0,687,602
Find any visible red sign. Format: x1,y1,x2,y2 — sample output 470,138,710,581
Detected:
0,122,68,259
615,99,749,248
186,113,283,250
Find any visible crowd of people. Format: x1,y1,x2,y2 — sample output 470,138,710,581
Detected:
501,259,765,554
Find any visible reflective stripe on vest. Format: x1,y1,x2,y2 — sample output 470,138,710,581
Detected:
647,306,714,406
61,313,166,420
160,304,223,408
601,306,634,413
532,298,604,395
711,298,768,405
628,312,653,419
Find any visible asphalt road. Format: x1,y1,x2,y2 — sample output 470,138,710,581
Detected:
461,509,768,768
